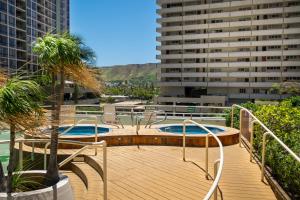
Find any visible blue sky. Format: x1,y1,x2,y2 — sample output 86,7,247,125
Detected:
70,0,158,67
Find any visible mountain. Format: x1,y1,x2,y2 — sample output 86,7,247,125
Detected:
92,63,158,82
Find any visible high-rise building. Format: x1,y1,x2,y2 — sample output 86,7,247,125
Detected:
156,0,300,105
0,0,69,75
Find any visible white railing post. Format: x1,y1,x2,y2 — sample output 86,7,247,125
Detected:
95,116,98,156
44,142,50,170
31,142,35,161
231,106,234,128
19,142,23,170
214,159,220,200
239,109,244,147
205,134,209,180
103,141,107,200
261,132,270,182
182,121,186,161
250,120,257,162
131,108,134,127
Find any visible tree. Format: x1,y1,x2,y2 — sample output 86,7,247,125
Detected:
271,82,300,96
0,73,44,193
33,33,100,185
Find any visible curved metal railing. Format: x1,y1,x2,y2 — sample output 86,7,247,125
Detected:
231,104,300,181
182,119,224,200
0,139,108,200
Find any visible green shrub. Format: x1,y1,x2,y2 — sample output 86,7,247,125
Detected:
225,97,300,197
253,103,300,198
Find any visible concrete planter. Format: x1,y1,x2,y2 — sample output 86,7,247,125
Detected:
0,170,73,200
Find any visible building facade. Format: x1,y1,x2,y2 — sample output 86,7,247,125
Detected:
0,0,69,75
156,0,300,105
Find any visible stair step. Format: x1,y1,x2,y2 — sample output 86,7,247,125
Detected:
70,162,104,200
61,170,87,200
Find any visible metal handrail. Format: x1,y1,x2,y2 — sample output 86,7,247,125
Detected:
75,104,230,110
0,138,108,200
58,141,106,168
231,104,300,181
182,119,224,200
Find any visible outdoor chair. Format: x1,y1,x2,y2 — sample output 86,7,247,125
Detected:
101,104,124,128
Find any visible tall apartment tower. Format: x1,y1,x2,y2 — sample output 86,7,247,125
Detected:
0,0,70,75
156,0,300,106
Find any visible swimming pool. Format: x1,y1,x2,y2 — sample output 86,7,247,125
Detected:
58,126,109,136
159,125,224,134
0,130,9,173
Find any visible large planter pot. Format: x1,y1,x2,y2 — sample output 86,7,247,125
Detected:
0,170,73,200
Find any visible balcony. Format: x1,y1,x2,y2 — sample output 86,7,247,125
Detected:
157,95,226,104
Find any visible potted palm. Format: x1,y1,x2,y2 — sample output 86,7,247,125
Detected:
33,33,101,186
0,73,73,199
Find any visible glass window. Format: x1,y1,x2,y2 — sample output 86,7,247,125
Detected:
0,24,7,35
9,27,15,37
8,0,15,5
9,38,15,47
0,12,7,24
32,2,36,11
0,47,8,57
9,48,16,58
8,5,15,15
0,57,8,67
9,16,15,26
0,1,7,12
239,88,246,94
0,35,7,45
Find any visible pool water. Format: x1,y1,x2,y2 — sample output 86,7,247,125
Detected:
159,125,224,134
0,130,9,173
58,126,109,136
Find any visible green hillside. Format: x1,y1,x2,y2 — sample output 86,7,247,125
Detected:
93,63,158,82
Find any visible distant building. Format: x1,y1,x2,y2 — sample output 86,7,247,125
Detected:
0,0,70,75
156,0,300,105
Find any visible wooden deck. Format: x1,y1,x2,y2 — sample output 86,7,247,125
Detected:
57,144,276,200
20,141,277,199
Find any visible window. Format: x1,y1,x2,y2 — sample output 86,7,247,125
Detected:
9,27,15,37
210,78,221,82
267,77,280,81
253,89,260,94
0,47,8,57
0,24,7,35
0,1,7,12
0,35,7,45
9,38,15,47
8,5,15,15
9,48,15,58
239,88,246,93
0,12,7,24
8,16,15,26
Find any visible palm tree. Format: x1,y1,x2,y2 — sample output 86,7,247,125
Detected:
33,33,100,185
0,74,44,193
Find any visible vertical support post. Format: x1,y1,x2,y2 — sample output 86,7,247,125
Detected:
19,142,23,170
103,142,108,200
173,102,176,116
183,121,186,161
231,106,234,128
205,134,209,179
31,142,35,161
250,120,257,162
214,159,220,200
44,143,50,170
131,108,134,127
261,132,269,182
239,109,243,147
95,117,98,156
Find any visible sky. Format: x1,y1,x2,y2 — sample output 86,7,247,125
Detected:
70,0,158,67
